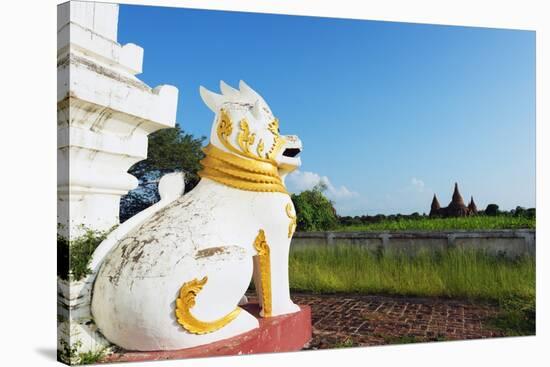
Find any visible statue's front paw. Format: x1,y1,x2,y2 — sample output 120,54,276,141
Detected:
268,301,300,317
288,302,301,313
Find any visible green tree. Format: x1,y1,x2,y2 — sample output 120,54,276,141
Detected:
120,125,206,221
524,208,536,219
485,204,500,216
513,206,526,217
291,183,338,231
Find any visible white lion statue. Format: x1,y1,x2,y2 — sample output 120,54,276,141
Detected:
91,80,303,351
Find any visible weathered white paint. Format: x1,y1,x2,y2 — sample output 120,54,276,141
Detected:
57,278,110,359
88,172,186,276
58,172,186,357
57,1,178,237
57,1,180,358
92,81,303,351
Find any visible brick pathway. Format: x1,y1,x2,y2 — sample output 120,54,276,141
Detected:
253,293,506,349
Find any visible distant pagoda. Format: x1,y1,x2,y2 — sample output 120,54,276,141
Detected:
429,194,441,216
468,196,478,215
429,183,477,218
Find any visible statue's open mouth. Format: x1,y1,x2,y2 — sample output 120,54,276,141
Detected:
282,148,301,158
277,135,302,174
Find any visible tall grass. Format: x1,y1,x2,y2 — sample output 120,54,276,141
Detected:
289,245,535,301
336,215,535,232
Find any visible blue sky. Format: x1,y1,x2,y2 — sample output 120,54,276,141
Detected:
118,5,535,216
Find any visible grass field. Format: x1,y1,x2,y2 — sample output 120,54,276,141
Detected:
288,244,535,335
335,215,535,232
289,245,535,300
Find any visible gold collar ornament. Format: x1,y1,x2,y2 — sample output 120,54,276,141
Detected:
198,144,288,194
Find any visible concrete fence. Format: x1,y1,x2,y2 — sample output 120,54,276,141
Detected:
291,230,536,258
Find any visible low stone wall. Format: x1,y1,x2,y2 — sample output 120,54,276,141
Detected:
291,230,536,257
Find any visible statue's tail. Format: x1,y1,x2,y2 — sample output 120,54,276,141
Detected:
175,276,242,334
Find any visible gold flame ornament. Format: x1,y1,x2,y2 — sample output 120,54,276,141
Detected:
253,230,272,317
175,276,242,334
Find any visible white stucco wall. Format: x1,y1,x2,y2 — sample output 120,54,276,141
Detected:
57,1,180,359
57,1,178,237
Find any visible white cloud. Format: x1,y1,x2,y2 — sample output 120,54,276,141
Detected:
286,170,358,200
286,171,322,192
411,177,425,192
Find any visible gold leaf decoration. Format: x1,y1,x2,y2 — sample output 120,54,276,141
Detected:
237,119,256,155
216,108,284,163
266,118,285,160
217,109,233,141
256,139,265,157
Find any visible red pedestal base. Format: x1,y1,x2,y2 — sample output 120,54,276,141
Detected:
103,303,312,363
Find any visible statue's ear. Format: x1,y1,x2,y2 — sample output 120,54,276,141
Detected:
199,86,225,112
251,99,262,119
220,80,240,98
239,80,261,102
